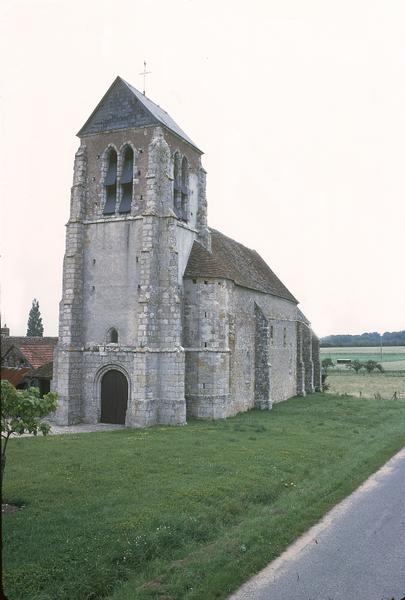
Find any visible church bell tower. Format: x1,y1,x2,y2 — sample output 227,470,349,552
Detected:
52,76,209,426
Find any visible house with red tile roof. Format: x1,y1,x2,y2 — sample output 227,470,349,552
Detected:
1,333,57,394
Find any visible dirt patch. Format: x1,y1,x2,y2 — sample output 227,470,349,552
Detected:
139,576,164,591
2,503,24,514
270,507,287,516
170,556,193,568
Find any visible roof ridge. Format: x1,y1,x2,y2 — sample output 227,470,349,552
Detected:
122,77,201,152
210,227,256,254
120,77,169,115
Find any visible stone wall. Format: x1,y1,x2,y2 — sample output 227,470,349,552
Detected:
183,277,299,419
230,287,298,410
80,347,185,426
183,277,230,419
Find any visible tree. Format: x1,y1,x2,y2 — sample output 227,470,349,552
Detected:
321,358,334,373
26,298,44,336
1,381,57,488
321,358,335,391
351,360,364,373
364,360,379,373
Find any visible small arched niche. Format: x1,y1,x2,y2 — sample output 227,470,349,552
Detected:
106,327,119,344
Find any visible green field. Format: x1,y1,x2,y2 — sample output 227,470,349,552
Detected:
3,394,405,600
326,372,405,399
320,346,405,371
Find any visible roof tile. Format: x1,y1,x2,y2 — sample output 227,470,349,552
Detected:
1,337,57,370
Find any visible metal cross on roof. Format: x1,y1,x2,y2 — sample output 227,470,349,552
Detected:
139,61,151,96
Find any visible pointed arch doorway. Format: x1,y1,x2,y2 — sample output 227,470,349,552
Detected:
100,369,128,424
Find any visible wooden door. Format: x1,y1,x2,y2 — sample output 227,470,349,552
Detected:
100,370,128,424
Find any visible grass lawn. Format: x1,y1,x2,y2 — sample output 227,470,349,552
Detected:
3,393,405,600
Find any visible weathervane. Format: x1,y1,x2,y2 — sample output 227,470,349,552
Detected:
139,61,151,95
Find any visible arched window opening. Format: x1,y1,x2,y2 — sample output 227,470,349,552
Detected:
119,146,134,214
107,328,118,343
173,152,182,218
181,156,189,222
103,149,117,215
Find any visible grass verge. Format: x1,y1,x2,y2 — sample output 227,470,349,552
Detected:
3,393,405,600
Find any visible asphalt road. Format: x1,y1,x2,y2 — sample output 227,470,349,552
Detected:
230,448,405,600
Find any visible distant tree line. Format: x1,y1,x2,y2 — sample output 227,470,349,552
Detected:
321,358,384,381
320,330,405,347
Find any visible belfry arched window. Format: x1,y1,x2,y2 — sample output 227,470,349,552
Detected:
103,149,117,215
107,328,118,343
173,152,181,218
181,156,189,221
119,146,134,214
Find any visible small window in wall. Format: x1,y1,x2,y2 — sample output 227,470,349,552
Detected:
283,327,287,347
119,146,134,214
107,328,118,343
270,325,274,345
173,152,181,218
104,149,117,215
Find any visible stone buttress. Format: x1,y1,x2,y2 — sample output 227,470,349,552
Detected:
52,145,86,424
254,302,271,409
134,129,186,425
296,321,306,396
312,335,322,392
303,325,315,393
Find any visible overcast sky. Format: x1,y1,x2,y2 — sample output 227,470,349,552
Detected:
0,0,404,338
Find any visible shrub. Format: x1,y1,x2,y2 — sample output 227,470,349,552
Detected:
1,381,57,489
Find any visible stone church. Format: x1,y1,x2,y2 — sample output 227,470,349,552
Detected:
53,76,321,426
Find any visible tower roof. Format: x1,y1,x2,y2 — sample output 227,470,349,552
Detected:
77,76,201,152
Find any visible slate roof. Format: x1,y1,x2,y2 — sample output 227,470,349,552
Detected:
1,337,58,370
78,76,201,152
185,229,298,303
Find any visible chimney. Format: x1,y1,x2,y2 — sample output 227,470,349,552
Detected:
1,324,10,337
